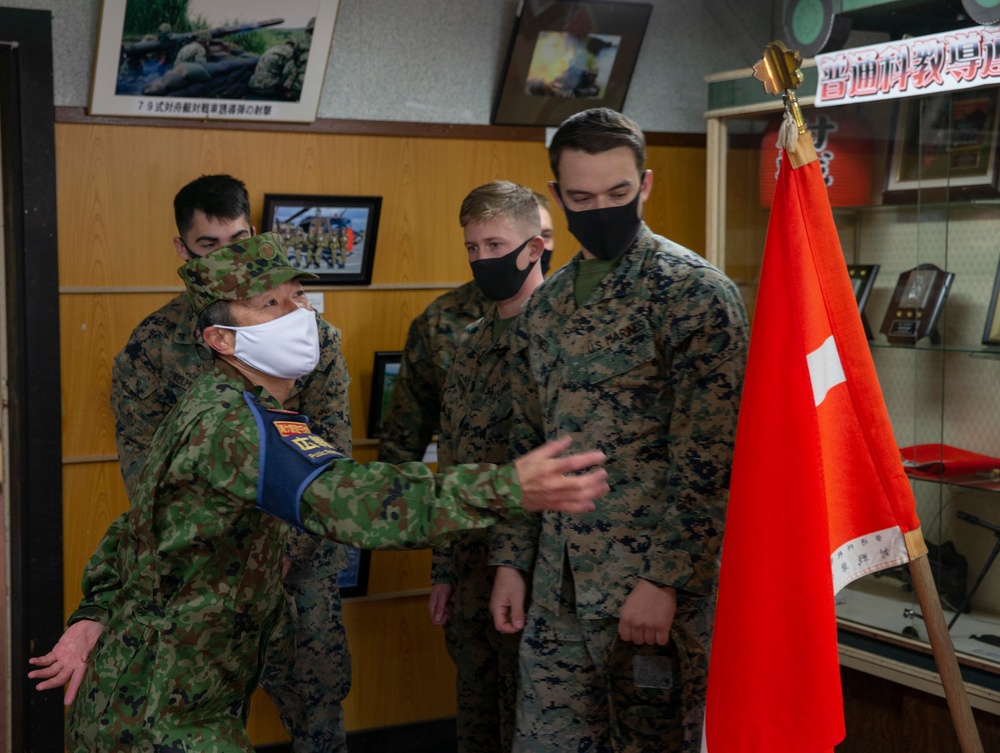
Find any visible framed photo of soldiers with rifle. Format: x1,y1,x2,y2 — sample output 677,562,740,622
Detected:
262,194,382,284
89,0,340,123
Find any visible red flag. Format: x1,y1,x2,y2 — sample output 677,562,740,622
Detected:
703,148,922,753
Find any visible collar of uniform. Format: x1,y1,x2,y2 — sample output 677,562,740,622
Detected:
465,302,503,357
214,355,295,410
175,293,208,348
566,223,653,305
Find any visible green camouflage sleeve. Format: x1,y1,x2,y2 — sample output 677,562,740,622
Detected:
300,460,525,549
67,512,127,626
377,314,441,464
488,323,543,571
643,269,748,595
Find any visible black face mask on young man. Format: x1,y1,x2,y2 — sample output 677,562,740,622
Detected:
557,185,643,261
470,238,538,301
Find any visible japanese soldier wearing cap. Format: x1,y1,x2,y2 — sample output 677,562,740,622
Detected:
29,232,609,753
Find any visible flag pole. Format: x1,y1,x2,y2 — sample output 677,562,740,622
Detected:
753,41,985,753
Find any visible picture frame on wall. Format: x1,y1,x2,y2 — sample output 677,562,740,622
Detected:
367,351,402,439
262,194,381,284
491,0,652,126
337,546,371,598
982,257,1000,346
884,88,1000,203
89,0,339,123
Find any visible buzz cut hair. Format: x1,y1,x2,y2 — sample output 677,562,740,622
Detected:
532,190,551,211
548,107,646,181
459,180,540,233
174,174,251,236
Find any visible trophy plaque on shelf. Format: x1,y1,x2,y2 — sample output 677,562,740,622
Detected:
847,264,879,340
879,263,954,345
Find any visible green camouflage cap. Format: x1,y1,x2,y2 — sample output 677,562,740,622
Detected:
179,231,317,314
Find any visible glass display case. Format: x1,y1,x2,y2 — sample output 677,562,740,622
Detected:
706,63,1000,712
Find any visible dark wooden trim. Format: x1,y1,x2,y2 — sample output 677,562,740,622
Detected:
1,9,63,753
54,106,706,147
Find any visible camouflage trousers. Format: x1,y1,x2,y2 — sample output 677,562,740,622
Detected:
261,574,351,753
443,609,522,753
513,595,711,753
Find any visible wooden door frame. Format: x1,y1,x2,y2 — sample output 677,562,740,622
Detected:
0,8,63,752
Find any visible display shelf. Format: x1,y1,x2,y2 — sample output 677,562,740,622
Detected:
705,75,1000,698
837,577,1000,678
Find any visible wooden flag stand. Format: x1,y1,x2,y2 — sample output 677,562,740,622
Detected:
753,40,986,753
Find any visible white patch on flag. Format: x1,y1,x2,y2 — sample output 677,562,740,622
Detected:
830,526,909,594
806,335,846,407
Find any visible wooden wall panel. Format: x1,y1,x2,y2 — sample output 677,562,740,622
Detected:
61,462,129,619
55,121,708,743
61,293,176,458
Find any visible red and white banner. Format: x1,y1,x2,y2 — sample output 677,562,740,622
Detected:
702,148,922,753
816,25,1000,107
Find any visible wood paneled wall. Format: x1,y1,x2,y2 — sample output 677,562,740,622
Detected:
56,121,706,744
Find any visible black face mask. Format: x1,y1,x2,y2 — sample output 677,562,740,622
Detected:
558,185,643,261
541,249,553,276
470,238,538,301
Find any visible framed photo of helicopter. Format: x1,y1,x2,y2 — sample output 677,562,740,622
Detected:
89,0,340,123
262,194,382,285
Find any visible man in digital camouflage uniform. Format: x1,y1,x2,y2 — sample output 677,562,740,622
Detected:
378,194,554,464
90,175,354,753
29,232,609,753
282,17,313,101
489,108,749,753
430,181,548,753
248,39,296,99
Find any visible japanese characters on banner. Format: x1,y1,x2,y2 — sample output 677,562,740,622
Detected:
815,25,1000,108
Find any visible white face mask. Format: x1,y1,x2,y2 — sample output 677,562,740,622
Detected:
215,307,320,380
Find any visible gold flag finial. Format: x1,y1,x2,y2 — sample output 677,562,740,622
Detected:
753,41,816,167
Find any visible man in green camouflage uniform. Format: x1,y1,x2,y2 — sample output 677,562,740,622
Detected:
249,40,295,99
430,181,548,753
174,30,210,66
29,232,608,753
490,109,749,753
282,17,313,102
101,175,354,753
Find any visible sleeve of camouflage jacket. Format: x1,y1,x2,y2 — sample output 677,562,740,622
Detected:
67,512,128,626
377,313,441,464
488,321,543,572
297,458,525,548
643,269,748,596
284,318,353,582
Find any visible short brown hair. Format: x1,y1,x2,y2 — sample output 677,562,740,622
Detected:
459,181,540,232
548,108,645,180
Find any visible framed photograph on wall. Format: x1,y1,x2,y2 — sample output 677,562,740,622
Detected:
337,546,371,598
89,0,339,123
884,88,1000,203
368,351,402,439
491,0,652,126
262,194,381,284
